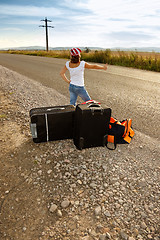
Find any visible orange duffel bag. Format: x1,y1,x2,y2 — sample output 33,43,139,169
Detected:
107,117,135,150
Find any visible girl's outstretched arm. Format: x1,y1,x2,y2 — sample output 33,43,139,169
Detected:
85,62,108,70
60,66,71,84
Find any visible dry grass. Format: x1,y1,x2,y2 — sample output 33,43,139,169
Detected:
0,49,160,72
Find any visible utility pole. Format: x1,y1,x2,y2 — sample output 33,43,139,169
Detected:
39,17,54,51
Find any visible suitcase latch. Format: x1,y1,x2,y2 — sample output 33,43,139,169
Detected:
91,108,104,115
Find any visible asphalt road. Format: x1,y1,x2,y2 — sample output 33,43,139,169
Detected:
0,53,160,140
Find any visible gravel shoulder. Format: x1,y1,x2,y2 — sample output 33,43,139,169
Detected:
0,65,159,240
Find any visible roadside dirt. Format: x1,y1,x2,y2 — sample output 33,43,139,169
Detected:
0,89,104,240
0,66,160,240
0,90,40,239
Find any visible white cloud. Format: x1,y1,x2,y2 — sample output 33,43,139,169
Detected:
2,27,22,31
86,0,159,17
4,20,40,26
0,4,62,17
0,0,160,48
84,0,160,31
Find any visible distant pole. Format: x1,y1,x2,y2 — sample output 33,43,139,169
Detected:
45,18,49,51
39,17,54,51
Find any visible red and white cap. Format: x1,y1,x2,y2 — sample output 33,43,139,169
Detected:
70,48,81,56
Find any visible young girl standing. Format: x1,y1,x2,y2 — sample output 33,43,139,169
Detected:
60,48,108,106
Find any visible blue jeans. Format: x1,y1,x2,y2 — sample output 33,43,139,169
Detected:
69,84,91,106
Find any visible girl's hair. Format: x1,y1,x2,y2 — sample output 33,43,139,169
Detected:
70,55,80,63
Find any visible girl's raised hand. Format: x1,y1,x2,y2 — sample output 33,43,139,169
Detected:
103,64,108,70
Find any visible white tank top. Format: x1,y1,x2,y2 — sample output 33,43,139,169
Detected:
66,60,85,86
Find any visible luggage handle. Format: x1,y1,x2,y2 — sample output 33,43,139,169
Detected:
30,123,37,138
46,107,65,111
30,107,65,116
81,100,100,105
87,103,101,108
105,135,117,150
106,141,117,150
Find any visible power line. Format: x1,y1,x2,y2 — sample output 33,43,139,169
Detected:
39,17,54,51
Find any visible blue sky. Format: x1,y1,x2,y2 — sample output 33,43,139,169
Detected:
0,0,160,49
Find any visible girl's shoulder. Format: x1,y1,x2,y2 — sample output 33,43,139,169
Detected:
66,60,85,69
80,60,85,67
65,61,70,69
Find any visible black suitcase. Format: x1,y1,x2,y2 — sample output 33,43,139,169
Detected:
73,102,111,150
29,105,75,143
